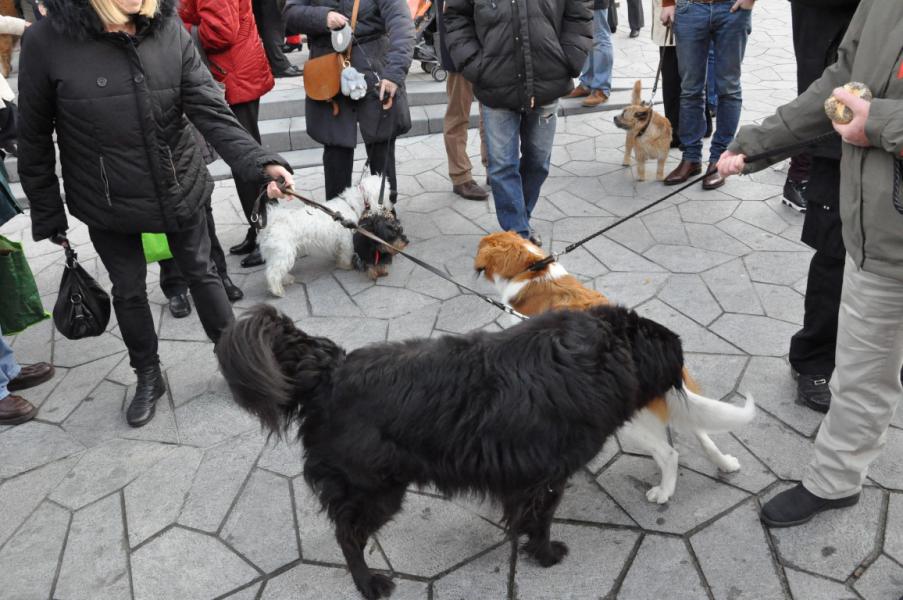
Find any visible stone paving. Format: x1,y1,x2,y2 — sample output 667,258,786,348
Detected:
2,2,902,599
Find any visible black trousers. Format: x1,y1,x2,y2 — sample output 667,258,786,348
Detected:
252,0,293,74
158,200,228,298
90,209,234,370
626,0,644,32
661,46,680,146
231,100,264,227
789,250,844,376
323,140,398,203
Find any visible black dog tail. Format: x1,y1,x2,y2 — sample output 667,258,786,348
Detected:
215,304,345,437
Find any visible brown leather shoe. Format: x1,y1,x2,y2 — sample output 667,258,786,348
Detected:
566,85,590,99
581,90,609,108
452,180,490,201
0,394,38,425
664,160,702,186
702,163,725,190
7,362,54,392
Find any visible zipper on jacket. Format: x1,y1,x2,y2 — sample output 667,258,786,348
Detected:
99,155,112,206
166,148,181,190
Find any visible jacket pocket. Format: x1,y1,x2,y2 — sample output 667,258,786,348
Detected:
98,155,112,207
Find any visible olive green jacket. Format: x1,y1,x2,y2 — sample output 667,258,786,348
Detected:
729,0,903,280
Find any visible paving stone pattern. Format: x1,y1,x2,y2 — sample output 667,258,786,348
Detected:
1,3,900,598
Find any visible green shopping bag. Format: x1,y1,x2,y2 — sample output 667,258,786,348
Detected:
0,235,48,335
141,233,173,263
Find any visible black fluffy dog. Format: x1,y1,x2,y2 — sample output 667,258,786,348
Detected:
216,303,686,599
352,213,409,280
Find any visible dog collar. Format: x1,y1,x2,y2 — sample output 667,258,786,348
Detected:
636,111,653,138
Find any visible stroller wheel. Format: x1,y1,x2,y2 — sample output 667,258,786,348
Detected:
431,67,447,82
421,62,433,74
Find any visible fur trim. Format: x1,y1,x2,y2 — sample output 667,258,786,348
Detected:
45,0,177,40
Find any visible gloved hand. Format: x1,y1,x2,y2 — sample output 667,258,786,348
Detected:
341,66,368,101
49,232,69,248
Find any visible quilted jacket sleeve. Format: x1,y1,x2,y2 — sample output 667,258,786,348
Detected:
18,27,68,241
444,0,481,83
376,0,415,86
283,0,333,36
561,0,593,77
195,0,240,51
178,27,289,182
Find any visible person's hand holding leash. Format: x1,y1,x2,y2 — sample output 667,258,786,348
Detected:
379,79,397,110
832,87,871,147
327,11,348,29
265,165,295,199
660,5,674,26
716,150,746,179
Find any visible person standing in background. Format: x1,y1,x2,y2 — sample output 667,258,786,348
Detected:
444,0,593,247
626,0,643,37
661,0,755,190
566,0,613,109
180,0,278,270
436,0,489,201
254,0,301,77
784,0,860,413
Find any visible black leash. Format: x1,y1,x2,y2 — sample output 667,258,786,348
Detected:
646,26,672,106
277,185,528,321
526,131,840,273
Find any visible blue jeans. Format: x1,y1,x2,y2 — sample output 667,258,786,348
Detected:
579,9,613,94
0,325,21,401
674,0,751,163
484,102,558,238
706,42,717,110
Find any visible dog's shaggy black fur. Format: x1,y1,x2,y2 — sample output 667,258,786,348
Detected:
216,303,685,599
352,213,409,279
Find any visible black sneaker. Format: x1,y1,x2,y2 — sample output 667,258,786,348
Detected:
529,229,542,248
796,373,831,413
782,179,808,213
760,483,859,528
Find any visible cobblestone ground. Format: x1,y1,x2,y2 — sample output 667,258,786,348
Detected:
3,3,902,599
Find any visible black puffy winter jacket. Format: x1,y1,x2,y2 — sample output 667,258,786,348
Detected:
18,0,289,241
444,0,592,112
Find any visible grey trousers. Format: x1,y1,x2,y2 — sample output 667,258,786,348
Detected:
803,255,903,499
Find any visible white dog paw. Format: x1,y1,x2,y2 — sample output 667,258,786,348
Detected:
268,285,285,298
646,486,672,504
718,455,741,473
282,274,295,285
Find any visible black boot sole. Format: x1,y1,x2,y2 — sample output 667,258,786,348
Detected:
760,493,860,528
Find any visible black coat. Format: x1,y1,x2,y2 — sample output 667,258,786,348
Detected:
436,0,456,72
283,0,414,148
18,0,288,241
444,0,592,112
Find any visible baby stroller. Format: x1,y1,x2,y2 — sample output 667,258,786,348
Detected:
408,0,446,82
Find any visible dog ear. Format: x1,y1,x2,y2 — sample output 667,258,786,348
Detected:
632,79,642,105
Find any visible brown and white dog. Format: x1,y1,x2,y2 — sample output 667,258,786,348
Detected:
475,232,755,503
613,80,673,181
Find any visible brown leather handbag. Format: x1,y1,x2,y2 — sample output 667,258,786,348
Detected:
303,0,360,115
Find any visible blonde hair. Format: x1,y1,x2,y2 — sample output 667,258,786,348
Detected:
90,0,158,25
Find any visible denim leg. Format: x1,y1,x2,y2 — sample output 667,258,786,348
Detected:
484,106,530,237
0,325,21,401
673,1,712,163
705,42,718,110
580,9,613,94
520,102,558,225
709,3,751,163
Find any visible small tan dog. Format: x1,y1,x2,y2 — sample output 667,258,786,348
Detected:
613,80,672,181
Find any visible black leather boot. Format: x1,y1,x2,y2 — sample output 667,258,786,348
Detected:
240,246,264,268
229,228,257,256
127,364,166,428
221,276,244,302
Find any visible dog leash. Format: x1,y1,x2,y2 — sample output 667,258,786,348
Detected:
276,184,529,321
525,131,840,274
646,26,672,106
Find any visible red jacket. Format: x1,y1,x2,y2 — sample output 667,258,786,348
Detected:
179,0,274,106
